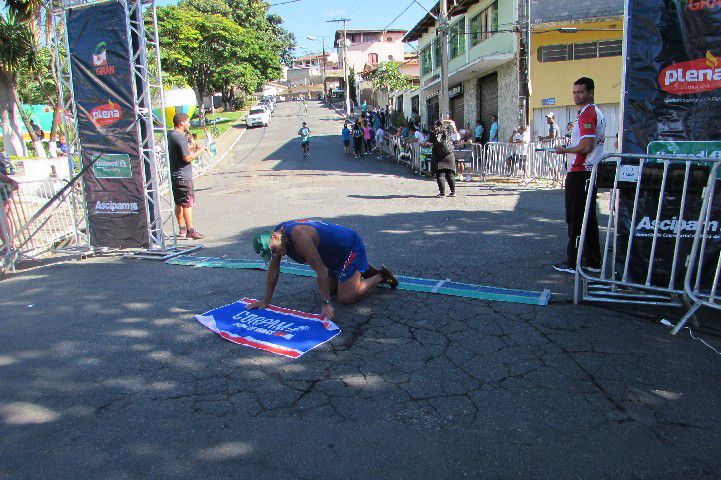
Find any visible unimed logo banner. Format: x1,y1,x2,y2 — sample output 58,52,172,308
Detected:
622,0,721,153
67,0,149,248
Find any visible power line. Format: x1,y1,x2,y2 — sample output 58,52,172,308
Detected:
381,0,418,33
269,0,302,6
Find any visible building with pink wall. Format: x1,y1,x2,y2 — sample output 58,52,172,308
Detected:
333,29,407,74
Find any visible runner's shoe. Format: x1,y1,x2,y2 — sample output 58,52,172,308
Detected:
379,265,399,289
362,263,381,279
186,228,205,240
177,226,187,240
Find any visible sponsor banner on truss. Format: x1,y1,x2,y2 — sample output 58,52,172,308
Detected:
621,0,721,154
195,298,341,358
66,0,148,248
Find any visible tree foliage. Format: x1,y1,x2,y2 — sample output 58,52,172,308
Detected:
367,62,413,94
155,0,293,114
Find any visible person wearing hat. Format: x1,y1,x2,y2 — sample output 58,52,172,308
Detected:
249,220,398,319
538,112,561,142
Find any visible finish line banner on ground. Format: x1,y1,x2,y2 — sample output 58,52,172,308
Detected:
195,298,340,358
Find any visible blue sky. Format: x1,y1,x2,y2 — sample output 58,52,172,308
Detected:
269,0,437,55
153,0,437,56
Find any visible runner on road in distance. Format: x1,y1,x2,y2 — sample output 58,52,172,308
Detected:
250,220,398,319
298,122,311,158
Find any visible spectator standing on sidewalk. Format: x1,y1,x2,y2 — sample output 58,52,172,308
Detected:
0,153,19,253
552,77,605,273
538,112,561,142
362,121,372,154
429,119,458,197
341,123,351,155
168,113,207,240
473,119,484,144
375,124,384,152
505,125,530,175
352,122,364,158
489,115,499,142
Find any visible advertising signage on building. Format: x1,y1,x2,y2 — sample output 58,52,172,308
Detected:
66,0,149,248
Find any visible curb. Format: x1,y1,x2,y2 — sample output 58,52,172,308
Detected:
195,125,247,179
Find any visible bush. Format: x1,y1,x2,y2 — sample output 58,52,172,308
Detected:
232,97,245,110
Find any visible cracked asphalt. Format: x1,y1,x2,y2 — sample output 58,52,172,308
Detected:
1,100,720,479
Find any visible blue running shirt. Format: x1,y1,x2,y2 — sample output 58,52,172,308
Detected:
275,220,359,270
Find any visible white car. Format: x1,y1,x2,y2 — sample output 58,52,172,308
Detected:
257,103,272,115
246,108,270,127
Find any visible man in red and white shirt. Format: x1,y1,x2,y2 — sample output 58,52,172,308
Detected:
552,77,604,273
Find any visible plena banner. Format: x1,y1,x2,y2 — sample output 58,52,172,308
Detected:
618,0,721,289
622,0,721,152
67,0,148,248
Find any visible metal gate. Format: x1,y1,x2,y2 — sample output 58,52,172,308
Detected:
574,153,720,307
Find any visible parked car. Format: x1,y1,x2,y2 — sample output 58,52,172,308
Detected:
256,103,272,115
246,108,270,127
259,99,275,112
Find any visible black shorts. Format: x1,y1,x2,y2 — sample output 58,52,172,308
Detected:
343,140,350,146
171,175,194,207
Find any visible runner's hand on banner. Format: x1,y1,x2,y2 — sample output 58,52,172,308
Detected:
321,303,334,320
245,300,268,310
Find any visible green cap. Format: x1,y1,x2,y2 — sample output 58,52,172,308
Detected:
252,232,272,262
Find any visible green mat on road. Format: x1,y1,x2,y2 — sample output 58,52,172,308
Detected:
166,255,551,306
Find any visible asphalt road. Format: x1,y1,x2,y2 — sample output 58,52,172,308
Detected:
1,100,720,480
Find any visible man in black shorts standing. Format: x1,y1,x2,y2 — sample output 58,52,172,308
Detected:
167,113,207,239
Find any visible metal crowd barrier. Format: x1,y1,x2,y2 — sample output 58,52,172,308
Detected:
481,142,517,178
375,136,569,186
1,177,86,274
574,153,720,308
673,160,721,334
527,139,567,186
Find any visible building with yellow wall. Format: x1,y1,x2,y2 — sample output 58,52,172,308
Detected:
530,0,624,150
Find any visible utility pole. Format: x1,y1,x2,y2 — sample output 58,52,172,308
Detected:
322,37,327,100
307,35,329,100
327,18,351,115
517,0,531,127
439,0,450,119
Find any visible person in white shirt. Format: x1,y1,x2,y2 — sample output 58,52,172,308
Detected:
413,126,424,144
375,126,384,150
505,125,530,175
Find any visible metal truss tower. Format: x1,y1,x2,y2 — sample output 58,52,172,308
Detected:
51,0,191,258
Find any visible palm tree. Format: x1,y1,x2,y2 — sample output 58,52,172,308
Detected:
1,0,46,157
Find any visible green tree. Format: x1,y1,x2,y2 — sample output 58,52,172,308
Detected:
348,67,357,106
157,1,285,120
0,6,42,156
367,61,413,108
211,63,261,110
156,7,241,121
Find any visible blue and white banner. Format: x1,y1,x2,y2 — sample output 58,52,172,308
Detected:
195,298,340,358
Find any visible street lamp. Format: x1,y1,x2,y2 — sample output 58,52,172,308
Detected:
306,35,328,100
